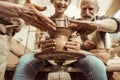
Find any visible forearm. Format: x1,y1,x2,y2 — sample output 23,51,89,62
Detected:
0,1,56,31
95,18,118,33
10,39,24,58
10,50,23,58
0,1,24,17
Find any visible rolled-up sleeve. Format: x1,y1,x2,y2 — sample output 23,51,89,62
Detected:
111,17,120,33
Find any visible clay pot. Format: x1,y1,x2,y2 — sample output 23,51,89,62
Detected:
49,27,73,51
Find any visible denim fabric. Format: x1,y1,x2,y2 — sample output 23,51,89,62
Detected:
13,54,107,80
13,53,49,80
72,55,107,80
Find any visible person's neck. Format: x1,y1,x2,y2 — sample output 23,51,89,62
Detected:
53,12,64,18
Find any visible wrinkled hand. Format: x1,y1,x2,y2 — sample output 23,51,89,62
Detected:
65,41,81,51
68,19,97,35
41,39,81,52
41,38,56,51
18,0,56,31
81,40,97,51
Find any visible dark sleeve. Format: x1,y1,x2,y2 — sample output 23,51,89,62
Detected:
96,15,108,20
111,17,120,33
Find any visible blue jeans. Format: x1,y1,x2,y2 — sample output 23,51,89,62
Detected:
13,53,107,80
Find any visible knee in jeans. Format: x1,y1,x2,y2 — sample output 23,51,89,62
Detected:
18,53,34,65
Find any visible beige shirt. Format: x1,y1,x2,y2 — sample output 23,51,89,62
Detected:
0,16,22,80
87,31,105,48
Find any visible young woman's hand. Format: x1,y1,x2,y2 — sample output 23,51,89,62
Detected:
65,41,81,51
41,38,56,51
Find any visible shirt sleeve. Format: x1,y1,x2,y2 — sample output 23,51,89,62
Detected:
111,17,120,33
99,16,120,33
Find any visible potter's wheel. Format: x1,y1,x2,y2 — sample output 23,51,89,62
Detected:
34,50,91,60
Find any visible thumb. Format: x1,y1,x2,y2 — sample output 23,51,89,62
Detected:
25,0,47,11
45,36,51,40
25,0,31,4
34,5,47,11
69,19,83,24
69,19,76,23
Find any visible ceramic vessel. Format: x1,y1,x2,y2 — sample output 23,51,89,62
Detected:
49,27,73,51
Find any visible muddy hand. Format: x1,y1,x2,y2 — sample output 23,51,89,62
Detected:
68,19,97,35
41,37,56,51
19,0,56,31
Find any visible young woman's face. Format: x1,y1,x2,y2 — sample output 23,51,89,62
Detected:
52,0,71,14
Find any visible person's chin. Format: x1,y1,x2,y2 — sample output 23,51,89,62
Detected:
84,18,92,21
58,10,65,14
57,8,65,12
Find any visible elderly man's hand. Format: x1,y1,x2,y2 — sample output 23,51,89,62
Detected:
68,19,97,35
18,0,56,31
81,40,97,51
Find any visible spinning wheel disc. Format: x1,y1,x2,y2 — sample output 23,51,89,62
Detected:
34,50,91,60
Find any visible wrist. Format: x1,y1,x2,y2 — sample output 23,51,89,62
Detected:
17,5,30,18
81,41,97,51
93,20,101,31
81,42,88,50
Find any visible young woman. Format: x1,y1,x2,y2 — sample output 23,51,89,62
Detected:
13,0,73,80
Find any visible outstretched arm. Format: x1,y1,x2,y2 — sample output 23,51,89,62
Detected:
94,18,118,33
0,1,56,31
68,18,119,35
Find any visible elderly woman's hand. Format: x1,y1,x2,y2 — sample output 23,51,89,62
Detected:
0,0,56,31
19,0,56,31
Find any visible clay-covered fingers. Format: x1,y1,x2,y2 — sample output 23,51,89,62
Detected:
42,47,55,51
65,41,81,51
41,39,56,51
82,40,97,51
25,0,31,4
84,41,97,49
34,4,47,11
25,3,47,11
34,11,56,31
68,19,87,30
18,12,47,31
77,29,95,35
25,0,46,11
22,0,56,31
68,19,97,35
67,19,80,31
19,8,56,31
